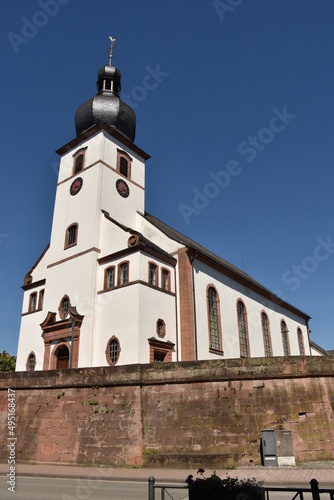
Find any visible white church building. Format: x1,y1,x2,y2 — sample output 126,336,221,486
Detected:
16,45,314,372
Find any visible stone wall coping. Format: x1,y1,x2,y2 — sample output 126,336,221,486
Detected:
1,357,334,390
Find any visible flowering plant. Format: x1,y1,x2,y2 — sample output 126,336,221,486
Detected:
186,469,264,500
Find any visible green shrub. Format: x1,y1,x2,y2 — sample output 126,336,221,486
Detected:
186,469,264,500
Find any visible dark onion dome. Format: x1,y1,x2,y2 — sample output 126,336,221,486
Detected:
75,64,136,142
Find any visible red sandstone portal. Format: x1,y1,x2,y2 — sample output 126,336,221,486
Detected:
40,310,84,369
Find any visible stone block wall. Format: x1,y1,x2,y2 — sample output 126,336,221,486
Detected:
0,357,333,467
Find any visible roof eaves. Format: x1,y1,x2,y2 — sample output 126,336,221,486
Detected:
310,341,329,356
142,212,310,321
56,122,151,160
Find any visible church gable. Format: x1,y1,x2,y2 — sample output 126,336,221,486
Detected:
23,243,50,288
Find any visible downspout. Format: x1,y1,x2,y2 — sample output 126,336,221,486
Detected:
190,251,198,360
70,318,75,368
306,319,312,356
174,265,179,361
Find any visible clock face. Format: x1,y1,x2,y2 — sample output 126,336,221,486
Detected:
116,179,130,198
70,177,83,196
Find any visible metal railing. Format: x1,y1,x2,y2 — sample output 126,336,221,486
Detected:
148,476,189,500
265,479,334,499
148,477,334,500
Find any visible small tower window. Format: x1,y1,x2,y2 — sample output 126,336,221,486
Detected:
118,261,129,285
65,223,78,249
117,150,132,179
149,263,158,286
38,289,45,310
68,226,77,245
29,292,37,312
161,269,170,291
105,266,115,290
74,155,83,173
120,157,128,177
72,148,87,175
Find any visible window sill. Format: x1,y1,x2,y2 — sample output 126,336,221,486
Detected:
22,308,43,317
209,348,224,356
64,243,77,250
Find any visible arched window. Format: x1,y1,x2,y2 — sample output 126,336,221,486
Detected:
237,300,249,357
59,295,70,320
117,149,132,179
74,154,84,173
29,292,37,312
297,328,305,355
26,352,36,371
104,266,115,290
72,147,87,175
281,320,290,356
207,286,222,351
118,261,129,285
149,262,158,286
261,312,272,357
120,157,129,177
65,223,78,249
106,337,121,366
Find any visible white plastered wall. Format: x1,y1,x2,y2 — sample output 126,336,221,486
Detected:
16,248,49,371
95,250,177,366
43,252,99,368
193,259,310,360
16,293,46,371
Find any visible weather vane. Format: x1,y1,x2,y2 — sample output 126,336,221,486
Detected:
107,36,117,65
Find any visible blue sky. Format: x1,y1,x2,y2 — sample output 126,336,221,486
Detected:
1,0,334,356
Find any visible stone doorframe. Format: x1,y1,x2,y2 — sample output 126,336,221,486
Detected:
40,307,84,370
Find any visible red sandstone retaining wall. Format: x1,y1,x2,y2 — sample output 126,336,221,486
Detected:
0,357,333,468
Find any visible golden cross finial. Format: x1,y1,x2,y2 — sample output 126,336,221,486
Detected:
107,36,117,65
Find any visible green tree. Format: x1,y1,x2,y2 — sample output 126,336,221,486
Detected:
0,350,16,372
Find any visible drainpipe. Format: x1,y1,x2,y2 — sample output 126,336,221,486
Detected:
190,251,198,360
174,266,179,362
70,317,75,368
306,319,312,356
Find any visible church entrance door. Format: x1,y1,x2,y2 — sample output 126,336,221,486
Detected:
55,345,70,369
